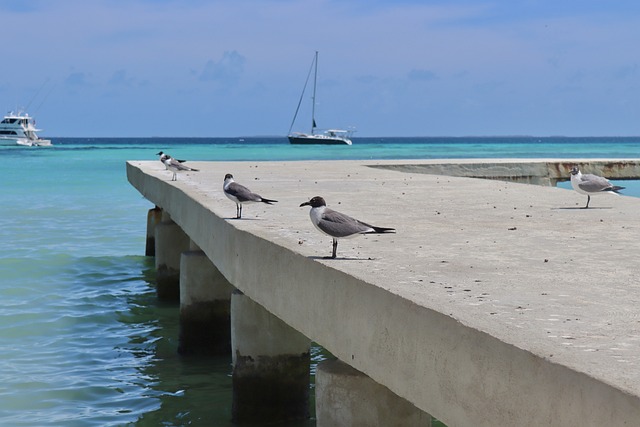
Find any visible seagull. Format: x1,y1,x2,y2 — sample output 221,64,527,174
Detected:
156,151,198,181
156,151,186,165
299,196,395,259
570,166,625,208
223,173,278,219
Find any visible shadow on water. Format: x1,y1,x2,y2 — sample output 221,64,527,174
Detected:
121,260,322,426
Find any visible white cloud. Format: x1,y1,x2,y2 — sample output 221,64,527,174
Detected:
64,72,91,87
199,51,246,84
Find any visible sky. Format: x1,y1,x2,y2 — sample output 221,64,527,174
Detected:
2,0,640,137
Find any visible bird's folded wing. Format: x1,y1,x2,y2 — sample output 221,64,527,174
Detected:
578,175,612,192
228,183,260,202
318,209,371,237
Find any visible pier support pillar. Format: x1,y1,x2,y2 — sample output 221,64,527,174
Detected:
145,206,162,257
231,291,311,424
178,250,235,355
316,359,432,427
154,213,189,301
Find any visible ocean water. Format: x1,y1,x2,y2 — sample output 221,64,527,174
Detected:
1,136,639,426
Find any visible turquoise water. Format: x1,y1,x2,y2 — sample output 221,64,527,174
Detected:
1,136,639,426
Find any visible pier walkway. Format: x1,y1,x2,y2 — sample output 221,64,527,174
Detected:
127,158,640,427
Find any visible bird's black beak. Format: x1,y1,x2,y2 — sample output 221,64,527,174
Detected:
300,201,310,207
156,151,163,155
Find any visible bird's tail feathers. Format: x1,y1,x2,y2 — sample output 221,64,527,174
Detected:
611,185,625,193
260,198,278,204
369,226,396,234
603,186,624,194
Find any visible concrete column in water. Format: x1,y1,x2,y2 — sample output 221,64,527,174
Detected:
231,291,311,423
154,211,190,300
145,206,162,257
316,359,432,427
179,249,235,355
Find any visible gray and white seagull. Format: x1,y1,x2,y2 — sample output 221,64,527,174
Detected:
300,196,395,259
570,166,625,208
223,173,278,219
156,151,198,181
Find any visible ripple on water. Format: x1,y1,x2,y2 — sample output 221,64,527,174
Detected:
0,255,169,426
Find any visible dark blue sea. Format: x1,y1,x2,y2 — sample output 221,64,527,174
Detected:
1,136,639,426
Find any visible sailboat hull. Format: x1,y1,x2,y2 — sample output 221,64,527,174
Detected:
288,133,352,145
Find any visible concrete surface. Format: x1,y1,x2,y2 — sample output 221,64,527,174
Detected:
127,158,640,427
154,218,189,300
231,292,311,423
178,250,233,355
369,158,640,186
316,358,432,426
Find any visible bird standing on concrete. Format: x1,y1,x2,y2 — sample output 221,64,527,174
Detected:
570,166,625,208
299,196,395,259
156,151,198,181
223,173,278,219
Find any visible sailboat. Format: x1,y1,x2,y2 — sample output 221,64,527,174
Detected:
287,51,354,145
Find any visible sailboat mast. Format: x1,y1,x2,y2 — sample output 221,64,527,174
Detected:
288,51,316,135
311,51,318,135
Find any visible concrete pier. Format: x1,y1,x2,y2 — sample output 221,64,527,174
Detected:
145,206,162,256
370,159,640,186
154,213,190,300
178,249,235,355
231,291,311,423
128,158,640,427
316,359,432,427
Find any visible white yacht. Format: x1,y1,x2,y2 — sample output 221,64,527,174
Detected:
0,111,52,146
